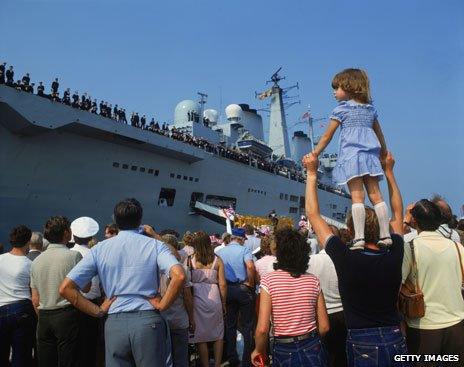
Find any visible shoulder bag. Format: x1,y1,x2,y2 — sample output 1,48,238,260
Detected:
399,240,425,319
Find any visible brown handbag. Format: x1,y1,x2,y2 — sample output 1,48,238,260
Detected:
399,240,425,319
453,242,464,299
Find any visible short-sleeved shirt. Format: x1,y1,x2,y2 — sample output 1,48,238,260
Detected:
0,253,32,307
244,235,261,254
217,242,252,283
307,249,343,314
402,231,464,330
160,265,192,330
67,230,179,314
31,243,82,310
261,270,320,336
325,234,404,329
70,244,101,300
255,255,276,280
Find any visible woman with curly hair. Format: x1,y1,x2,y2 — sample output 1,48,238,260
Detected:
251,228,329,366
188,231,227,367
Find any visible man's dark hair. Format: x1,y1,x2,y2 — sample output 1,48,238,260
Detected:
105,223,119,235
243,224,254,236
457,219,464,232
114,198,143,230
273,228,309,277
44,216,71,243
411,199,442,231
74,235,92,245
9,225,32,248
431,194,453,224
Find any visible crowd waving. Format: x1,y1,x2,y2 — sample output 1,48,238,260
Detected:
0,61,350,196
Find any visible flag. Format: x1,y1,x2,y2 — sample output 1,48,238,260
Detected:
257,88,273,100
301,111,311,121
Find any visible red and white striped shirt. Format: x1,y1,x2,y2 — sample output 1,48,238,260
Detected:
260,270,320,336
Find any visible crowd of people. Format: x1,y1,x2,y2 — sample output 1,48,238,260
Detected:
1,151,463,367
0,62,351,197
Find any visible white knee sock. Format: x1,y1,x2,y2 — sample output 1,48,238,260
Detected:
374,201,391,242
351,203,365,240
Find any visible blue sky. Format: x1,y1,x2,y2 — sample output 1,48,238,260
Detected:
1,0,463,215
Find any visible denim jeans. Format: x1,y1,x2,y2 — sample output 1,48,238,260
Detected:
0,300,36,367
225,283,255,366
273,334,327,367
170,328,188,367
346,326,410,367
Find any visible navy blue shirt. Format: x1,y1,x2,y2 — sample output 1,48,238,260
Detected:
325,234,404,329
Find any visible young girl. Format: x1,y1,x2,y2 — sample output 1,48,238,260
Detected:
312,68,390,250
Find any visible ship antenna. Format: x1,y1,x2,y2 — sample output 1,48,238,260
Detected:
307,104,315,152
266,67,285,87
197,92,208,123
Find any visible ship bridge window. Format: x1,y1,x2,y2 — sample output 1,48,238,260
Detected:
122,164,129,169
131,165,138,171
112,162,120,168
299,197,305,208
139,167,146,172
205,195,236,210
158,188,176,207
190,192,204,209
290,195,298,202
194,178,199,183
289,207,298,214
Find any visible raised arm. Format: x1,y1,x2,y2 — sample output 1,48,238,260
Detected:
303,153,333,247
382,152,403,235
373,120,387,158
313,120,340,156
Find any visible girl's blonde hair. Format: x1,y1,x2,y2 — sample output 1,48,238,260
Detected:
332,68,372,104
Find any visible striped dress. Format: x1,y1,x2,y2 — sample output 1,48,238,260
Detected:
260,270,320,336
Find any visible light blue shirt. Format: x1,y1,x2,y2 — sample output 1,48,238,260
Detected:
67,230,179,314
217,242,252,282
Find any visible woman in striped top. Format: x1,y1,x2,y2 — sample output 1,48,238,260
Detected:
251,228,329,366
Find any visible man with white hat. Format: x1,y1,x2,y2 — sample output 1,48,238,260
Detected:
70,216,101,367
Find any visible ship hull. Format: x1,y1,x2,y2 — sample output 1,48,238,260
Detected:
0,86,351,242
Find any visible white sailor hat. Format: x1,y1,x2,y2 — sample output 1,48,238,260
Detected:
71,217,99,238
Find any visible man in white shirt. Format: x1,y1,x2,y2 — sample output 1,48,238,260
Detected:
308,233,346,367
70,216,101,367
0,225,35,366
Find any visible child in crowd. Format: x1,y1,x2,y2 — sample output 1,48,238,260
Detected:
312,68,390,250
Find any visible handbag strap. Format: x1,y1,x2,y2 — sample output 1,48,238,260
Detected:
453,242,464,287
409,239,421,293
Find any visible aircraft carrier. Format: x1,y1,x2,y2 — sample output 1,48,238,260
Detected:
0,68,351,242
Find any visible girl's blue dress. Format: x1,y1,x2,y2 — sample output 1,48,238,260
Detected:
330,100,383,186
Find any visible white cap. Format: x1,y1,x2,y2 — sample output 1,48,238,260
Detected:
71,217,99,238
